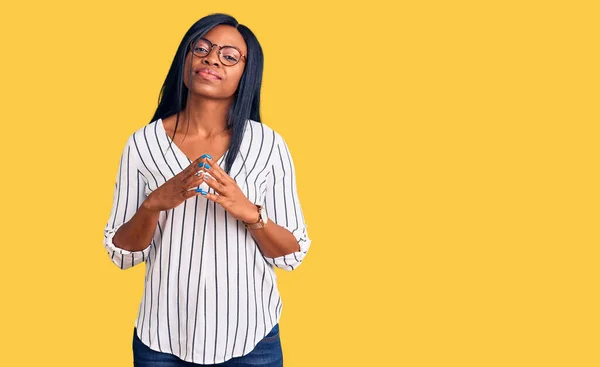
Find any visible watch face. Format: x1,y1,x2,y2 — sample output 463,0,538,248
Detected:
260,207,268,222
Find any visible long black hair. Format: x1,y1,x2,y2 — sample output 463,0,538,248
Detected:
150,13,264,175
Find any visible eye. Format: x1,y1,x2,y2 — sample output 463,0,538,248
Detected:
223,55,239,62
194,47,209,53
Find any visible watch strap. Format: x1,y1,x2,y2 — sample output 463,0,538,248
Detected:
244,205,266,229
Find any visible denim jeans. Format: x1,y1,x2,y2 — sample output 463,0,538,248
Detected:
132,324,283,367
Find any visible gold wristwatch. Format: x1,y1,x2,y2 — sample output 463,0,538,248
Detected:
244,204,268,229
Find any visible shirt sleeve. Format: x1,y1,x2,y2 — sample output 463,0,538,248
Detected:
103,135,152,270
262,133,311,271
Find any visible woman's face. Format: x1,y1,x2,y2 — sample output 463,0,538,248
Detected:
183,25,248,100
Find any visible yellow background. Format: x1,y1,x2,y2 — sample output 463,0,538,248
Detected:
1,1,598,366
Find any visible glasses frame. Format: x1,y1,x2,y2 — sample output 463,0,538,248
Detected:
189,37,247,66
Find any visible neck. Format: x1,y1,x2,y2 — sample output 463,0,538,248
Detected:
179,95,233,138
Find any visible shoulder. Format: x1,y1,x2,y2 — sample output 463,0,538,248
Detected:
123,119,161,148
245,119,285,145
115,120,162,169
132,119,161,140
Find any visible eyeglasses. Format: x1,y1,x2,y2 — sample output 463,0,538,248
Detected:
189,38,247,66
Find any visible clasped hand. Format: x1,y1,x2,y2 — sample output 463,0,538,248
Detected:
143,154,259,224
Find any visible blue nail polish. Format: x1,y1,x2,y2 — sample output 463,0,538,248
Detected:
201,154,212,159
205,164,211,169
195,188,203,192
198,163,204,168
200,190,207,195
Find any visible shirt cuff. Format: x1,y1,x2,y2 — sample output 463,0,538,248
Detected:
104,227,152,270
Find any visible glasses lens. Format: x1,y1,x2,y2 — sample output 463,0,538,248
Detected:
192,39,211,57
220,47,242,66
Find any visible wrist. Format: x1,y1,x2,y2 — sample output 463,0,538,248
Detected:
241,203,260,224
141,197,160,214
243,204,268,229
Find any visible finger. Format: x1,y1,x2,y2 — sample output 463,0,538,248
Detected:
204,157,229,178
202,191,222,204
181,157,204,179
202,158,232,185
183,174,204,190
203,175,226,195
183,187,204,200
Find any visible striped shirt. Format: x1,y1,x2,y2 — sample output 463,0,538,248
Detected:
103,118,311,364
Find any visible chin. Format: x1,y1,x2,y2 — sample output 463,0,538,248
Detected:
184,79,237,100
189,88,235,101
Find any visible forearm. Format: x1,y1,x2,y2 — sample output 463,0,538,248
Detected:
248,218,301,258
198,150,310,268
112,201,160,252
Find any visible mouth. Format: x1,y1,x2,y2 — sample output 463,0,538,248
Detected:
195,68,222,80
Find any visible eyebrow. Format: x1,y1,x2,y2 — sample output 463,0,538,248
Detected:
200,37,243,50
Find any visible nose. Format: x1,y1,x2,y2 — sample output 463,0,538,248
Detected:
203,46,220,67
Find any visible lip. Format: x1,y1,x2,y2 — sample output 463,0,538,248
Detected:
195,68,222,80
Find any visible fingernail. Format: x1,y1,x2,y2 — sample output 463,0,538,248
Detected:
196,188,207,194
205,164,211,169
198,163,204,168
201,154,212,159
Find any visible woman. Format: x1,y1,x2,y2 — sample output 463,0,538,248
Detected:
103,13,311,367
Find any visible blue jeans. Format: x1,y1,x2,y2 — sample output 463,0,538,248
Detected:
132,324,283,367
